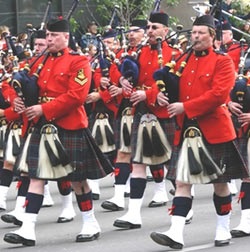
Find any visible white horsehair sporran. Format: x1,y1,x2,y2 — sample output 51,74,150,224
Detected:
133,113,172,165
37,124,74,179
5,121,22,165
119,107,133,153
17,127,33,173
91,112,116,153
176,126,225,184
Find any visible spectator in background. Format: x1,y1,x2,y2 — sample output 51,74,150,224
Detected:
79,21,99,53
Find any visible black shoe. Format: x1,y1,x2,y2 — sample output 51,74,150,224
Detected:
41,203,53,208
113,219,141,229
148,201,167,208
4,233,35,246
169,189,175,196
214,239,230,247
76,232,100,242
92,193,100,200
57,217,74,223
0,207,6,212
101,201,124,211
150,232,183,249
185,216,193,225
1,214,22,226
124,192,130,198
231,229,250,238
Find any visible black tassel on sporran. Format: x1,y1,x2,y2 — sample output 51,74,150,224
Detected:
12,134,20,156
54,137,70,166
0,130,4,149
122,122,131,146
198,146,218,175
143,124,154,157
151,124,165,157
95,124,103,146
104,124,115,146
44,137,61,167
188,144,202,175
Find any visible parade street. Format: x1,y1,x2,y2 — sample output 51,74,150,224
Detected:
0,177,249,252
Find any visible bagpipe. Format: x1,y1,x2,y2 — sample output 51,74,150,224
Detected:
153,41,196,104
65,0,79,52
153,39,226,183
230,39,250,113
39,0,52,31
124,35,172,165
90,34,116,154
11,49,49,108
116,38,146,153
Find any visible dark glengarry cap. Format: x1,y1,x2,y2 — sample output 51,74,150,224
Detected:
35,29,46,39
131,19,147,29
220,21,232,31
46,17,69,32
193,15,215,29
102,28,117,39
149,11,169,26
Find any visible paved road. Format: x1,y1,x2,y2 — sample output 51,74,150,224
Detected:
0,176,249,252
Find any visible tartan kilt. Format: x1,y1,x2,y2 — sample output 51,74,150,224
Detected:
25,125,113,181
237,134,248,166
167,138,249,183
131,111,176,165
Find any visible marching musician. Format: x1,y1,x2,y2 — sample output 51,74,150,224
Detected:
85,28,120,200
150,14,249,250
3,17,113,247
112,11,181,230
1,29,76,226
228,58,250,239
79,21,99,53
101,19,148,212
214,21,244,74
225,19,250,238
101,18,171,213
0,25,10,51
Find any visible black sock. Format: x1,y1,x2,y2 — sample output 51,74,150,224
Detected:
130,178,147,199
75,191,93,211
213,193,232,215
171,197,192,217
0,169,13,186
25,192,44,214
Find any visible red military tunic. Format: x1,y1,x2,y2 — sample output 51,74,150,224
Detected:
174,47,236,145
137,42,180,118
31,48,91,130
92,67,120,116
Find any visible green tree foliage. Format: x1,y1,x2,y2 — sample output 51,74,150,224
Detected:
76,0,180,29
